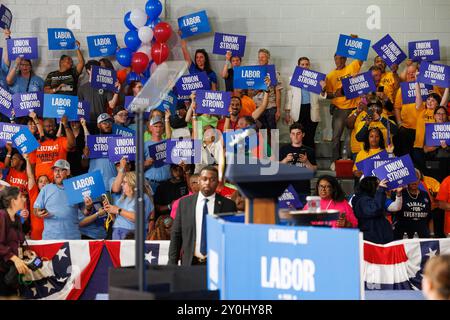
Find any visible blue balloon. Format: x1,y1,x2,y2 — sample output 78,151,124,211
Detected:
145,0,163,21
141,76,149,85
124,30,141,52
143,64,151,79
126,71,141,85
147,18,161,29
124,12,136,30
116,48,133,67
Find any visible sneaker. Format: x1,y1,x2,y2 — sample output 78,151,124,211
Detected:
330,162,335,171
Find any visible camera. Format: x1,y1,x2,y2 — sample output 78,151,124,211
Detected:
3,255,43,287
291,153,300,164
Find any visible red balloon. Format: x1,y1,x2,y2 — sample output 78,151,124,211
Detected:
151,42,170,65
131,52,149,74
153,22,172,43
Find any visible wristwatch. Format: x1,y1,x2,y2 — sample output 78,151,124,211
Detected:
118,208,122,216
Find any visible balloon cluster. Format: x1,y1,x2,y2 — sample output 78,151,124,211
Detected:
116,0,173,84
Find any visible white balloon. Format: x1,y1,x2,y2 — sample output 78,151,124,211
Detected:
130,9,147,29
138,44,152,60
138,26,154,44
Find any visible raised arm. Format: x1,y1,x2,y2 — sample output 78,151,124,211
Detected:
440,87,449,107
414,77,424,110
75,40,85,75
221,51,231,79
61,116,76,150
164,109,172,139
179,31,192,68
23,153,36,190
6,57,20,86
251,77,271,120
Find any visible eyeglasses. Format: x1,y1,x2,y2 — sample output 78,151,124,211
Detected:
435,112,447,115
318,185,332,190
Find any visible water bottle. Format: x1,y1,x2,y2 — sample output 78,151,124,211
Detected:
342,145,348,160
413,232,419,239
403,232,408,239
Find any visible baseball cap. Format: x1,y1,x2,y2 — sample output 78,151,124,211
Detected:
150,116,163,126
97,113,113,124
52,159,71,171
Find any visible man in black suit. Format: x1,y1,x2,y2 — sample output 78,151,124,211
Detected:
169,166,237,266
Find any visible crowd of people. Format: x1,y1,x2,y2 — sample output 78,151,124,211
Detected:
0,23,449,298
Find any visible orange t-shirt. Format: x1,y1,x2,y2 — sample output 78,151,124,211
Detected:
239,95,257,118
30,137,68,181
28,184,44,240
6,169,28,194
436,176,450,235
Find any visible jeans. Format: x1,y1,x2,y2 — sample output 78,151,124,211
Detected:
113,228,133,240
259,108,277,130
331,107,353,162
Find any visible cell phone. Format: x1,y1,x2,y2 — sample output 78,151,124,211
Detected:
101,194,110,206
377,86,384,93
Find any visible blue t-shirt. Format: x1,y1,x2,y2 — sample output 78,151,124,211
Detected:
301,89,311,105
112,194,153,231
89,158,117,191
9,74,45,94
34,184,81,240
144,140,171,183
189,62,218,88
78,194,107,240
0,60,10,89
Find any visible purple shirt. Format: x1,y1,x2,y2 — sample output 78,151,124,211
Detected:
0,209,25,269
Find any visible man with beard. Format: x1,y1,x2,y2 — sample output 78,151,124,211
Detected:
30,115,75,181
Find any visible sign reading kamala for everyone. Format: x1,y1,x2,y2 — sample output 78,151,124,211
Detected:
63,171,106,205
341,71,376,99
86,135,119,159
0,123,26,147
12,127,40,155
90,65,117,92
12,92,43,118
112,124,135,137
0,85,13,118
195,90,231,116
175,72,211,96
400,82,433,105
372,34,407,68
43,94,78,119
207,216,362,300
372,154,417,190
417,62,450,88
148,140,168,168
87,35,118,58
108,137,136,162
0,5,12,30
290,67,326,95
213,33,246,57
178,10,211,39
336,35,371,61
48,28,76,50
408,40,440,62
233,66,268,90
278,186,303,210
7,37,38,60
165,139,201,164
425,123,450,147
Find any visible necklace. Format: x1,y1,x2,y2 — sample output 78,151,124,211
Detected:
407,189,419,200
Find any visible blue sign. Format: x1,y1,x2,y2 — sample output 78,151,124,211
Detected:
154,90,177,114
77,101,90,121
7,37,39,60
212,32,246,57
341,71,376,99
112,124,135,137
425,123,450,147
408,40,440,62
0,85,13,118
108,137,136,163
278,185,303,210
90,65,117,92
86,135,119,159
165,139,201,164
372,34,407,68
148,140,168,168
63,171,106,205
12,92,43,118
372,154,417,190
233,66,268,90
207,216,362,300
266,64,278,86
400,82,433,105
195,90,231,116
290,67,326,95
175,72,211,96
47,28,76,51
417,61,450,88
43,94,78,119
355,150,389,172
12,127,40,154
124,96,151,119
178,10,211,39
336,35,371,61
0,5,12,30
87,34,118,58
362,158,395,178
0,123,26,147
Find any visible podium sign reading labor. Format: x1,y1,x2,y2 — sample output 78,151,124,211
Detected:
0,85,13,118
178,10,211,39
207,217,363,300
48,28,76,51
7,37,38,60
12,92,43,118
278,185,303,210
425,123,450,147
148,140,168,168
400,82,433,105
213,32,246,57
336,35,371,61
63,171,106,205
233,66,268,90
175,72,211,97
108,137,136,163
0,5,12,30
341,71,376,99
372,34,407,68
195,90,231,116
165,139,201,164
90,65,117,92
372,155,417,190
86,135,119,159
417,62,450,88
12,127,40,155
408,40,440,62
112,124,135,137
0,123,26,147
43,94,78,119
87,34,118,58
290,67,326,95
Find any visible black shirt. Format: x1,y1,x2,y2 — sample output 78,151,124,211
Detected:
44,68,79,96
154,179,188,217
78,82,114,126
66,128,88,177
224,68,234,92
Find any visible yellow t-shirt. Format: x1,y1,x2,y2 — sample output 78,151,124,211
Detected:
349,111,367,154
379,72,397,103
326,60,362,110
355,118,396,150
414,107,435,148
394,88,417,129
353,148,383,172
